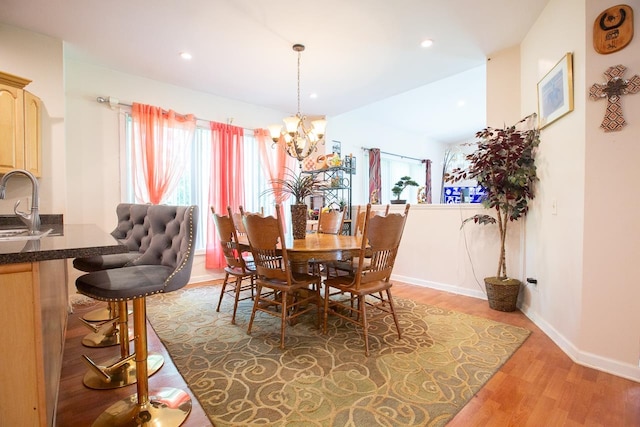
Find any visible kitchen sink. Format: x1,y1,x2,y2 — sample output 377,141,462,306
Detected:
0,228,53,241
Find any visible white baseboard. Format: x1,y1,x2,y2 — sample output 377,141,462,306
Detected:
391,274,487,300
398,276,640,383
189,271,223,284
519,302,640,382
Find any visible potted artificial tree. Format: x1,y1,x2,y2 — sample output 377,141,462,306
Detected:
391,176,419,204
263,167,320,239
446,114,540,311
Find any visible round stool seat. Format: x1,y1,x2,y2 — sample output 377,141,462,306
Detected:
76,265,174,301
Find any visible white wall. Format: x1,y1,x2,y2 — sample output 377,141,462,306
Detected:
486,44,521,128
0,24,65,215
330,110,446,206
519,0,588,369
518,0,640,381
582,0,640,378
392,204,524,299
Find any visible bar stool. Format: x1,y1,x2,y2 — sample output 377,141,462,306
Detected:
76,204,198,426
77,273,134,345
74,203,150,349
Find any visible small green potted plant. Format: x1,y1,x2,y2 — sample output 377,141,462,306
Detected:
391,176,419,204
446,113,540,311
262,167,321,239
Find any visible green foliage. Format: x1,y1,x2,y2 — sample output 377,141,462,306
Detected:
391,176,419,200
446,114,540,278
262,167,321,205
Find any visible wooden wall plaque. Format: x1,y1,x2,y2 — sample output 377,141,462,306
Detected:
593,4,634,54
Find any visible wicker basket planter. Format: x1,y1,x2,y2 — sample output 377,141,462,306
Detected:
484,277,521,312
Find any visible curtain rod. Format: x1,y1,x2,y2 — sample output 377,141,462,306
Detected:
361,146,424,162
96,96,236,125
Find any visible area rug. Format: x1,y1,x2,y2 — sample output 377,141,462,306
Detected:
146,286,530,427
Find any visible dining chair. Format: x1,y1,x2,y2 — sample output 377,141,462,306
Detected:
242,204,322,349
232,206,265,265
323,203,410,356
317,208,346,234
211,207,256,325
234,205,264,236
352,205,367,236
325,205,368,278
310,208,346,276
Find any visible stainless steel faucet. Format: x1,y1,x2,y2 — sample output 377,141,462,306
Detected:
0,169,41,234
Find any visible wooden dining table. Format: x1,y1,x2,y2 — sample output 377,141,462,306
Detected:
237,232,362,274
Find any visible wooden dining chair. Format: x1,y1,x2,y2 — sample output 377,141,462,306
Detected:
317,208,346,235
242,204,322,349
325,205,368,277
323,203,410,356
231,205,265,265
352,205,367,237
310,209,346,276
211,207,256,325
234,205,264,236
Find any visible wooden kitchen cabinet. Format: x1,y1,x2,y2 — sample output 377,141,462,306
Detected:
0,71,42,177
0,260,67,426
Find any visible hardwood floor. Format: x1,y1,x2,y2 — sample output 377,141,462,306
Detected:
56,281,640,426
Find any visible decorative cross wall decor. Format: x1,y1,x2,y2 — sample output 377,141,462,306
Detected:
589,64,640,132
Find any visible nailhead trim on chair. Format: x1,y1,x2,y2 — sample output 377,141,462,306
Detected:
163,207,194,291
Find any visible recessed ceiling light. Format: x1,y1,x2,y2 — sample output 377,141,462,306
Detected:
457,100,466,107
420,39,433,48
180,52,192,60
309,93,318,99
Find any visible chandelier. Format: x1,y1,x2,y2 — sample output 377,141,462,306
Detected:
268,44,327,162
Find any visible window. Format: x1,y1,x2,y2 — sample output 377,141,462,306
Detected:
123,114,277,251
377,154,424,204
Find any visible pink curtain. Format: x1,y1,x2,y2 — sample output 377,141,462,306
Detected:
256,129,297,204
368,148,381,204
205,122,245,269
256,129,297,231
131,103,196,204
423,159,432,203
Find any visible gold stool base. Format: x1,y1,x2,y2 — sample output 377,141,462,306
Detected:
82,326,134,348
83,305,133,322
83,354,164,390
92,387,192,427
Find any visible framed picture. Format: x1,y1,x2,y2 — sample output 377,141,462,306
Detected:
537,52,574,129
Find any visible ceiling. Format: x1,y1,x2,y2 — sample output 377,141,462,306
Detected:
0,0,549,143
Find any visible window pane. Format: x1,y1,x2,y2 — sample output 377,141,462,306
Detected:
124,118,277,251
381,155,423,203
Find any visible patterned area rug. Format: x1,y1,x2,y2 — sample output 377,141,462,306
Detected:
146,286,530,426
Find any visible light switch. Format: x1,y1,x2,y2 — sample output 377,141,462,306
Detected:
551,199,557,215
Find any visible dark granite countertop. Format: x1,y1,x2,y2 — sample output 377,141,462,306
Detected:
0,215,126,265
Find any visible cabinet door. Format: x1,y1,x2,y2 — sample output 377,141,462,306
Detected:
23,91,42,177
0,83,25,173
